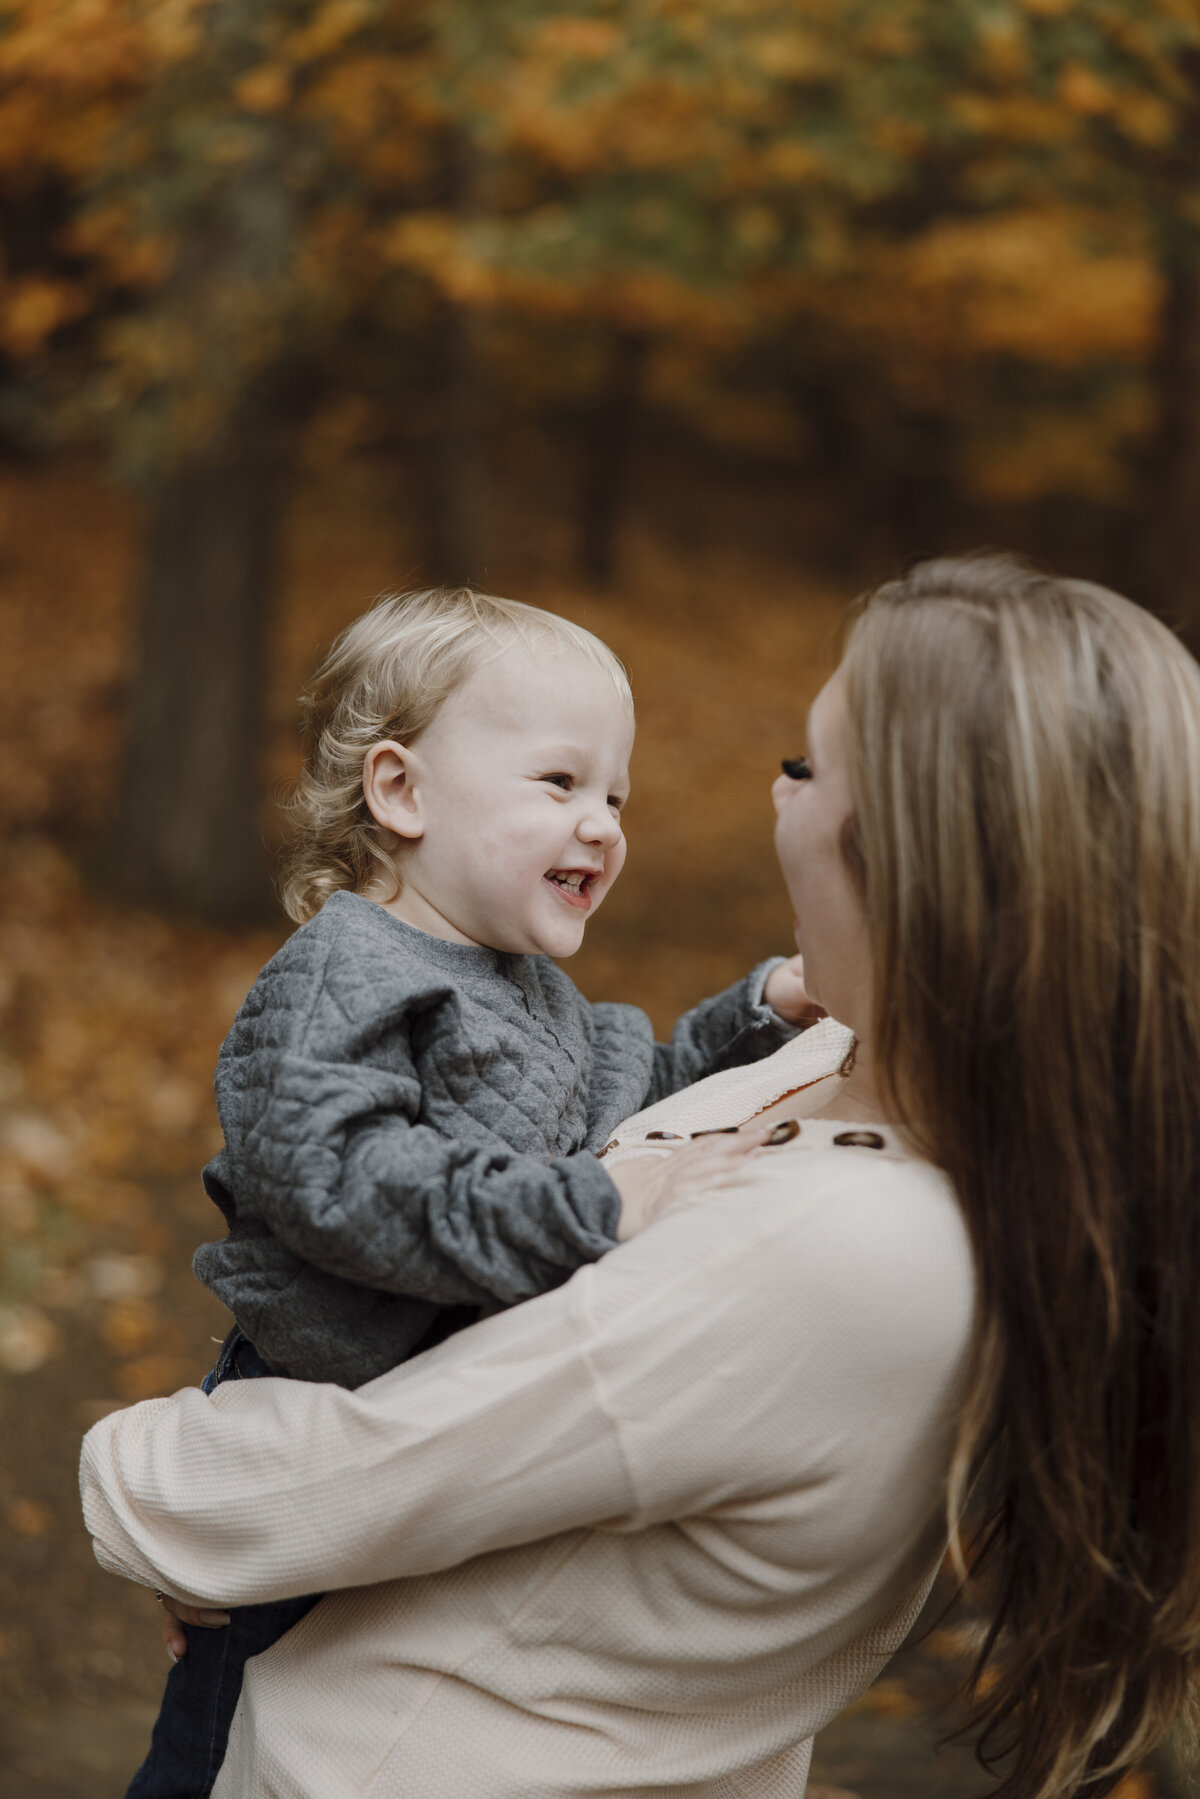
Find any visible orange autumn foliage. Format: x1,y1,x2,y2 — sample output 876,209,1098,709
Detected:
0,0,1193,503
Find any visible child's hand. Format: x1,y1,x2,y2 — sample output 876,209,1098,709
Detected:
764,954,824,1028
609,1127,776,1240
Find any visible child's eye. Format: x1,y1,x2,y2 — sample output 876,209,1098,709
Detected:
543,773,573,791
607,795,626,813
781,756,812,781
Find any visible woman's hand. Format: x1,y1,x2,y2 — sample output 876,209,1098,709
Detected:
609,1126,777,1241
764,954,825,1028
157,1592,231,1663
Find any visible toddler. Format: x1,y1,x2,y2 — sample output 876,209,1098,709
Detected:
127,586,810,1799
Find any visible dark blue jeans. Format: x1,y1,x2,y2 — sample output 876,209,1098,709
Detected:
124,1331,320,1799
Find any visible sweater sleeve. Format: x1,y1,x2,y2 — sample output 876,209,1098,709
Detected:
204,901,630,1314
265,961,794,1302
228,1040,621,1308
591,960,798,1117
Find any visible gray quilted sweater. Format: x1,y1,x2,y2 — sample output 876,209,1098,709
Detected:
195,890,792,1387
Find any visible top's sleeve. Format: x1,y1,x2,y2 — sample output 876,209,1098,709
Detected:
79,1155,974,1610
80,1268,635,1608
594,959,798,1114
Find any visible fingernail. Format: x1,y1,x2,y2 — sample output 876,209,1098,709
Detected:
763,1119,800,1146
167,1646,178,1665
201,1611,232,1626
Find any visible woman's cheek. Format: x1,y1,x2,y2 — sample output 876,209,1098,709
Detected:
775,829,808,919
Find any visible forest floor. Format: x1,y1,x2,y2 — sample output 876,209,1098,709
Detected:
0,447,1172,1796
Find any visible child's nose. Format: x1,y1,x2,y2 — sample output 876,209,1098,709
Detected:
578,805,622,846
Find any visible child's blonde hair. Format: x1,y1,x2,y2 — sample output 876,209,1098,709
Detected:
279,586,633,923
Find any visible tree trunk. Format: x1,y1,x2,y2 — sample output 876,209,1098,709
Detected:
1148,260,1200,648
1145,41,1200,644
577,330,648,586
423,120,489,589
427,295,488,586
110,378,291,922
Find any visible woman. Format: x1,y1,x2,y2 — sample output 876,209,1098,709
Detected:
82,557,1200,1798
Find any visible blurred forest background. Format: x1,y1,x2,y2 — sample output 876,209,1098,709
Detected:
2,0,1200,1792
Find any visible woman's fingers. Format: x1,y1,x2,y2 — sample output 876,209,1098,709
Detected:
161,1606,187,1663
157,1591,231,1663
166,1600,232,1629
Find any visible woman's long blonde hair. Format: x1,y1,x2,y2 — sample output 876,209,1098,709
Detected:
843,556,1200,1797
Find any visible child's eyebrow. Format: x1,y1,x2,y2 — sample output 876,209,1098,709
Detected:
529,742,609,763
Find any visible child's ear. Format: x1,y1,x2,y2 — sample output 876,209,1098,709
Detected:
363,741,425,841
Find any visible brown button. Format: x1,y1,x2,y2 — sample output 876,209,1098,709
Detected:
690,1126,740,1137
646,1130,685,1141
832,1130,886,1150
764,1119,800,1146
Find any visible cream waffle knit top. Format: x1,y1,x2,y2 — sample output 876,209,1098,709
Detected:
81,1020,975,1799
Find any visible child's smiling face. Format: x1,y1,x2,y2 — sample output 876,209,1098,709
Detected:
366,641,635,957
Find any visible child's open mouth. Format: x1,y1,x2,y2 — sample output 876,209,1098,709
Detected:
545,869,597,910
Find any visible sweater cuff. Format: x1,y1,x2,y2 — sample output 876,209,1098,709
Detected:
552,1151,624,1252
746,957,800,1038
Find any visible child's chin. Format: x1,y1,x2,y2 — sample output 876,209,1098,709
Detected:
539,923,587,958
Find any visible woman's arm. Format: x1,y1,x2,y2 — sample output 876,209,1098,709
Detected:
81,1276,632,1609
82,1152,973,1613
83,1140,773,1608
